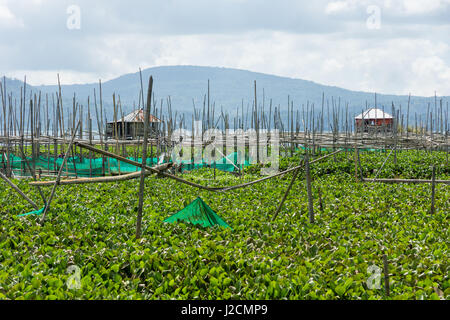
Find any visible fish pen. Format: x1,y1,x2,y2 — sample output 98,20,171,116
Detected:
0,76,449,181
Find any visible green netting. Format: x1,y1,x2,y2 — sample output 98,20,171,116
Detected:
163,197,232,229
177,151,251,173
5,152,250,177
6,154,160,177
18,207,45,217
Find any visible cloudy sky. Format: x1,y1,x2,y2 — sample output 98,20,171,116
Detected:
1,0,449,96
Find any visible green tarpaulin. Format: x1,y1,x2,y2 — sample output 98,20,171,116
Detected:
177,151,251,173
5,151,250,177
163,197,232,229
6,154,160,177
18,207,45,217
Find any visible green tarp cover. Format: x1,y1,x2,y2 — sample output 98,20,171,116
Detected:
6,154,160,177
6,152,250,176
163,197,232,229
18,207,45,217
177,151,251,173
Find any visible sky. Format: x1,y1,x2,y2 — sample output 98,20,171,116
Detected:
1,0,449,96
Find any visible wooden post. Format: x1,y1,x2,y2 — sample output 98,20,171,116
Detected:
383,254,390,297
40,121,80,224
98,80,106,176
136,76,153,239
255,80,259,164
17,146,47,205
305,151,315,223
113,93,121,175
75,143,344,192
0,171,39,210
356,148,363,182
317,185,323,212
372,147,396,182
353,143,358,182
431,166,436,215
30,163,171,186
89,116,93,178
54,95,59,174
272,161,303,221
30,98,35,174
71,143,78,178
365,178,449,185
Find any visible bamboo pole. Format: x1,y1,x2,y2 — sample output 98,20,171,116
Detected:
271,160,303,221
30,163,171,186
305,150,315,223
356,147,363,181
372,147,396,182
40,121,81,224
317,185,323,212
136,76,153,239
17,146,47,205
363,177,449,184
431,166,436,214
0,171,39,210
76,143,344,193
383,254,390,297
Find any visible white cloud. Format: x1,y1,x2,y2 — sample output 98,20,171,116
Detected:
401,0,449,15
100,32,450,95
5,70,102,86
1,1,449,96
6,31,450,95
411,56,450,95
325,1,353,14
0,1,24,28
322,58,345,73
325,0,450,16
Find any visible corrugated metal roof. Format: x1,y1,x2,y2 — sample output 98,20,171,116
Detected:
355,108,393,120
109,109,161,123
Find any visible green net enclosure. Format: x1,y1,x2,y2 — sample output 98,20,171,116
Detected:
6,152,250,177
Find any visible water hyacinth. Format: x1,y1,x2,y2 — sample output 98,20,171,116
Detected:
0,150,448,300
